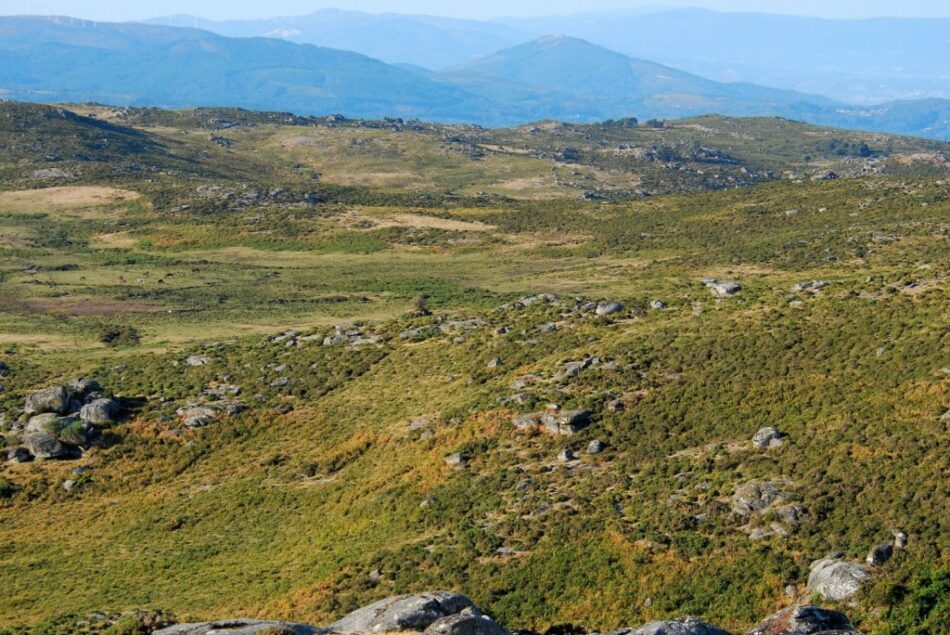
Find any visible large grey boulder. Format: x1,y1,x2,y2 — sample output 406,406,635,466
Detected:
540,410,591,436
423,608,507,635
23,415,82,460
67,377,102,398
752,427,783,448
595,301,624,317
619,616,732,635
80,398,121,425
178,406,218,429
512,413,543,432
24,385,71,416
866,544,893,566
807,558,870,601
744,606,857,635
155,619,324,635
331,592,475,634
732,481,788,515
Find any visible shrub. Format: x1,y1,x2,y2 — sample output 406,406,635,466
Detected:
100,325,141,347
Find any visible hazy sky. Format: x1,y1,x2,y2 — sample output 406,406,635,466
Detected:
3,0,949,21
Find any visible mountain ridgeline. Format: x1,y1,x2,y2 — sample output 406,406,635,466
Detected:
1,15,949,140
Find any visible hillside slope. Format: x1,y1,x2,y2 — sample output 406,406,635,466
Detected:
0,104,947,634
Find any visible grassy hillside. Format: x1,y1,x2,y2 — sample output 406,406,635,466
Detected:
0,103,947,634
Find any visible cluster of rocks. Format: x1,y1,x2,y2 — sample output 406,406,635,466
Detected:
751,427,784,449
154,592,864,635
791,280,829,295
7,379,121,462
322,324,381,347
176,395,245,429
512,409,592,436
191,183,321,210
731,478,805,541
269,330,324,349
400,317,486,342
805,530,907,601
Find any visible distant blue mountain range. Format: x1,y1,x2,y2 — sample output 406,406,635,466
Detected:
1,15,948,140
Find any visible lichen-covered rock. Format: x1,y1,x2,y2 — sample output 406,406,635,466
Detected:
512,412,543,431
80,398,121,425
24,385,70,416
423,608,507,635
595,301,624,316
744,605,857,635
331,592,474,633
155,619,324,635
732,481,788,515
702,279,742,297
807,558,870,601
619,616,732,635
540,410,591,435
179,406,217,429
752,427,783,448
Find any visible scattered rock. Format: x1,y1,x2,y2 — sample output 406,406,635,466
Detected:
650,300,667,310
155,620,323,635
732,480,789,515
23,414,95,459
487,358,504,369
792,280,829,294
595,301,624,317
540,410,591,436
557,448,577,462
703,279,742,297
185,356,210,367
512,412,544,432
866,544,893,566
79,398,121,425
330,592,474,633
179,406,217,429
624,616,731,635
7,446,32,463
24,385,70,416
538,323,558,333
893,530,908,550
807,557,870,601
557,359,592,380
751,427,783,448
744,605,857,635
445,453,466,466
587,439,605,454
424,608,508,635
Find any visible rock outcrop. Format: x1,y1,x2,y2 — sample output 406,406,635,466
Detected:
807,557,870,601
156,619,324,635
732,480,789,515
331,592,475,633
744,606,858,635
423,607,508,635
615,616,732,635
152,593,866,635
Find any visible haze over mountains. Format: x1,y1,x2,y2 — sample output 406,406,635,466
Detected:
152,8,950,104
1,12,949,139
